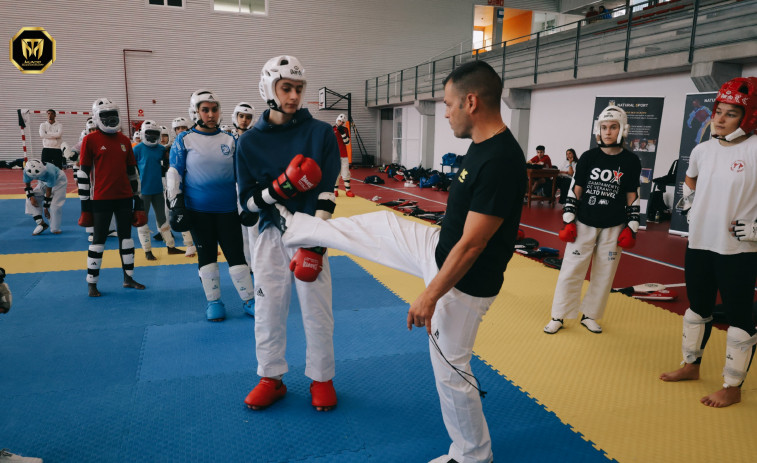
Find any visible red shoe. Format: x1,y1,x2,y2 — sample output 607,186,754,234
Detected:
245,377,287,410
334,190,339,197
310,380,337,410
345,191,355,197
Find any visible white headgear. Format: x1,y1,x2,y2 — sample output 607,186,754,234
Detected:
189,89,222,128
593,105,629,146
232,102,255,129
172,117,190,130
160,126,171,146
140,120,161,147
85,119,97,132
259,55,307,112
132,131,141,142
336,114,347,125
92,98,121,134
25,160,45,179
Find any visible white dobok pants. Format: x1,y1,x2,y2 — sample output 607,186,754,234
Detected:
283,210,495,463
551,221,624,320
254,226,334,382
242,224,259,271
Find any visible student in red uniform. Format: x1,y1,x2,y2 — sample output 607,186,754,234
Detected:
333,113,354,197
77,97,147,297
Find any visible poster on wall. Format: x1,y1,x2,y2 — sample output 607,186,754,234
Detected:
590,96,665,228
669,92,717,236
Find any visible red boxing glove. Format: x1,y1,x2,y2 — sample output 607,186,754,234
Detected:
289,247,326,282
78,211,93,228
131,196,148,227
132,210,148,228
272,154,322,200
617,226,636,249
558,222,577,243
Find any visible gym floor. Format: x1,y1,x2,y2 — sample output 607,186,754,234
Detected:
1,166,755,462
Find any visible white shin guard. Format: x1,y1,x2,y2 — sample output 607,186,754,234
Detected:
682,308,712,364
158,223,176,247
723,327,757,388
120,238,135,277
198,263,221,302
87,244,105,284
229,264,254,301
137,225,152,252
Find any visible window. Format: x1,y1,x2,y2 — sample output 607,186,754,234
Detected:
214,0,267,15
148,0,183,7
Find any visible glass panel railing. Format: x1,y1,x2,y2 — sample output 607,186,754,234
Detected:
366,0,756,106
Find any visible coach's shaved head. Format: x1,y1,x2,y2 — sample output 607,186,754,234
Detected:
442,61,502,111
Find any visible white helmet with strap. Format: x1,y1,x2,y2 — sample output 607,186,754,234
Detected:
593,105,629,147
160,125,171,146
85,118,97,132
189,89,222,128
232,102,255,129
336,113,347,125
140,120,161,147
25,159,45,179
92,97,121,134
259,55,306,112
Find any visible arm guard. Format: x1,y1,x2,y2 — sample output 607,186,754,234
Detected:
127,165,141,196
338,126,351,145
43,196,52,209
25,185,34,199
166,167,182,201
626,189,640,233
77,166,91,201
315,191,336,220
562,177,577,223
675,182,695,215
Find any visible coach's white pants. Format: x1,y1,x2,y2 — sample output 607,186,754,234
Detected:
25,178,67,232
551,221,624,320
254,226,334,382
283,210,494,463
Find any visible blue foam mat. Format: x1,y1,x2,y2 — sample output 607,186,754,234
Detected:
0,256,613,462
0,198,189,254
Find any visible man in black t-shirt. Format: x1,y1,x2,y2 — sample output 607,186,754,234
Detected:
273,61,526,463
544,105,642,335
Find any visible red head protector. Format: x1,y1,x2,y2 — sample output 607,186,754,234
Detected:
712,77,757,141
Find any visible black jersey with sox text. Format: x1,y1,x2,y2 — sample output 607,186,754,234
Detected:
573,147,641,228
435,129,527,298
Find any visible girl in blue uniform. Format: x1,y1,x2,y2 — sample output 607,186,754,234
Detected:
167,90,254,321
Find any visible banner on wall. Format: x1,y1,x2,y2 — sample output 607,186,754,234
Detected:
590,96,665,228
669,92,717,236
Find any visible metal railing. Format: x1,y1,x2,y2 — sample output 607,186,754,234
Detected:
365,0,756,106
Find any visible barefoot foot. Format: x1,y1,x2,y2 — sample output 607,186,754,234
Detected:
123,276,146,290
660,363,700,382
88,283,101,297
701,386,741,407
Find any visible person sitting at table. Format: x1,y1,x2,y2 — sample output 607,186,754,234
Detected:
528,145,553,195
556,148,578,204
